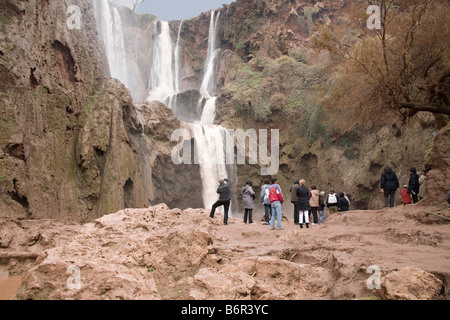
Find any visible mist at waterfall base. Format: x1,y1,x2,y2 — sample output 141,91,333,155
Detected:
93,1,267,219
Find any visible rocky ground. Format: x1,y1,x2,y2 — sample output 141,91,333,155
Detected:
0,202,449,300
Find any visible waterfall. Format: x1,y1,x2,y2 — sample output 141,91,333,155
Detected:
174,20,184,94
147,21,177,105
195,11,236,211
92,0,129,88
200,11,221,96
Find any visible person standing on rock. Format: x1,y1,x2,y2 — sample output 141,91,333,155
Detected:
380,166,399,208
210,178,232,225
309,185,320,225
337,192,350,212
407,167,420,204
418,172,427,201
319,191,326,224
326,189,339,216
260,179,272,225
242,180,255,224
290,179,300,225
297,180,311,229
401,185,412,205
269,177,284,230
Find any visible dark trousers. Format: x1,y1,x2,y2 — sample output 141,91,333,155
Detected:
210,200,231,224
412,193,419,204
311,207,319,224
384,190,396,207
292,201,299,224
244,209,253,223
264,204,271,223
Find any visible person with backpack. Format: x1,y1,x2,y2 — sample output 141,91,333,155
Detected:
337,192,350,212
380,166,399,208
290,179,300,225
319,191,326,224
309,185,320,225
297,180,311,229
326,189,339,216
242,180,255,224
209,178,232,225
269,177,284,230
260,179,272,225
407,167,420,204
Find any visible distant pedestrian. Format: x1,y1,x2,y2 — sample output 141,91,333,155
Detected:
319,191,326,224
210,178,232,225
401,185,412,205
326,189,339,216
447,189,450,205
309,185,320,225
407,167,420,204
290,179,300,225
380,165,399,208
418,172,427,201
260,179,272,225
269,177,284,230
297,180,311,229
242,180,255,224
337,192,350,212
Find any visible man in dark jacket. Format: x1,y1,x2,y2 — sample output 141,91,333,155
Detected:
210,178,232,225
290,179,300,225
380,166,400,208
407,168,420,204
337,192,350,212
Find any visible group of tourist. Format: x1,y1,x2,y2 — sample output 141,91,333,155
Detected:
209,167,447,227
209,177,350,230
380,166,427,207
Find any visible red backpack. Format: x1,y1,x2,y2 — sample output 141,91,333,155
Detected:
269,185,284,203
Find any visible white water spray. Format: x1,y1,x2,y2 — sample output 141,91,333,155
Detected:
147,21,176,104
92,0,129,88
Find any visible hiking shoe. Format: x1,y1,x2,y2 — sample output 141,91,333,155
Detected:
262,222,269,225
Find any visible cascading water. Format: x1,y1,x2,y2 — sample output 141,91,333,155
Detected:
93,4,237,212
92,0,129,88
147,21,177,105
145,11,236,211
194,11,236,211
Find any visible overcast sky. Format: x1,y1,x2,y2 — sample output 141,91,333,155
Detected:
116,0,236,21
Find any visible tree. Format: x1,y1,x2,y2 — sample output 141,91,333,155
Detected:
314,0,450,130
132,0,144,12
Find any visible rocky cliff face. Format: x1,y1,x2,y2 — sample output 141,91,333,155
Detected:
210,0,441,211
0,0,202,221
0,0,447,222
